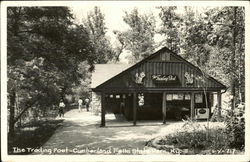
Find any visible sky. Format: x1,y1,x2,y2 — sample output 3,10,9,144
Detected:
68,2,225,63
71,5,163,42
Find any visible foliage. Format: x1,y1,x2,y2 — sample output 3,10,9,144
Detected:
7,7,95,131
157,6,181,53
164,121,208,150
8,119,64,154
117,8,156,63
83,6,115,63
149,114,244,153
205,7,245,104
157,6,245,104
224,103,245,149
70,61,92,101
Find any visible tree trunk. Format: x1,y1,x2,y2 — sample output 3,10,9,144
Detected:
230,7,237,110
9,89,16,137
238,24,244,103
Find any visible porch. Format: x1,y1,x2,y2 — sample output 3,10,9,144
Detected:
99,90,222,127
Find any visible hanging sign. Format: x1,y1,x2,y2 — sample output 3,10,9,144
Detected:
152,74,180,85
138,93,144,107
184,72,194,85
135,72,146,84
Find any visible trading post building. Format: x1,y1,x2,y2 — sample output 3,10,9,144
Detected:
91,47,226,126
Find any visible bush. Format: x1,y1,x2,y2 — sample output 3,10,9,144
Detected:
161,118,227,150
224,103,245,150
147,115,245,153
147,103,245,154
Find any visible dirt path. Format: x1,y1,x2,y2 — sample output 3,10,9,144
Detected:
35,109,221,155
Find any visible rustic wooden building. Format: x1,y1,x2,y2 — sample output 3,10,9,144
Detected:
91,47,226,126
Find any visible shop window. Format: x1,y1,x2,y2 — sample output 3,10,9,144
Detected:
184,94,191,100
166,94,173,101
173,94,178,100
178,94,184,100
195,94,203,103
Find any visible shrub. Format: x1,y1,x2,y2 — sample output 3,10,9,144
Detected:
224,103,245,150
149,118,233,152
147,104,245,153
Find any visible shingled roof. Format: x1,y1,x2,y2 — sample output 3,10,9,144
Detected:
91,64,133,88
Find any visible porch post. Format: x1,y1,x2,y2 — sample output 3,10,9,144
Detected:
101,92,106,127
162,92,166,124
133,92,137,126
190,92,195,120
217,91,222,120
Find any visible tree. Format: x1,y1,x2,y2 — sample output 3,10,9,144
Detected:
205,7,245,106
157,6,181,53
113,30,126,62
7,7,95,135
157,6,245,112
157,6,210,67
83,6,115,63
117,8,156,63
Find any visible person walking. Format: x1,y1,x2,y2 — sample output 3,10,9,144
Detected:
78,98,83,112
84,98,90,112
58,99,65,118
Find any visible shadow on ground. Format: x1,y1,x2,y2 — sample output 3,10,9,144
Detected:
8,119,64,155
33,109,186,155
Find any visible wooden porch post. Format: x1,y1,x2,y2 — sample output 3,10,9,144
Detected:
190,92,195,120
101,92,106,127
162,92,166,124
133,92,137,126
217,91,222,119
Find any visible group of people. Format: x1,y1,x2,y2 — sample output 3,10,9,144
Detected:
78,98,90,112
57,97,90,118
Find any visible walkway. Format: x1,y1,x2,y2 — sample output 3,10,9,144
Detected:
36,109,186,155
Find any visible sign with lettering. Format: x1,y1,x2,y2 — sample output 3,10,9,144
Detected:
151,74,180,85
198,109,207,114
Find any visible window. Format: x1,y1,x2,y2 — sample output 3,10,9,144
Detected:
173,94,179,100
166,94,173,101
184,94,191,100
178,94,184,100
195,94,203,103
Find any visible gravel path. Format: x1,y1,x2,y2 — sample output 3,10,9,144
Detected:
35,109,223,155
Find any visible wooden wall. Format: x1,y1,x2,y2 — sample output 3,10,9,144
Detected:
96,50,225,90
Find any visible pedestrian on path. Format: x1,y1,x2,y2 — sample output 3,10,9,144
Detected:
84,98,90,112
58,99,65,118
78,98,83,112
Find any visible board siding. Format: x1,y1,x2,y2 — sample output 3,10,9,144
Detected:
95,49,225,91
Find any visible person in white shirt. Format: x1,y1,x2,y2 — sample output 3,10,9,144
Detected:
58,100,65,117
78,98,83,112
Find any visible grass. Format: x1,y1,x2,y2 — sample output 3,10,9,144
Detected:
8,118,64,155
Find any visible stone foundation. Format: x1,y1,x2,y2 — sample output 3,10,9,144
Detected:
91,92,101,115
